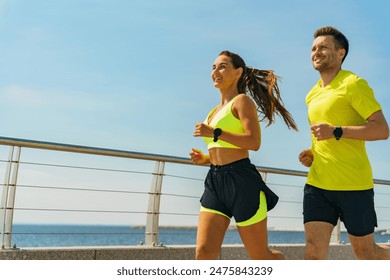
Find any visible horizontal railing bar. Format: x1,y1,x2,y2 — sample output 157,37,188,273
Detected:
161,193,200,199
0,136,191,165
20,161,204,181
3,184,200,199
18,161,153,175
256,166,308,177
0,136,305,174
14,184,149,195
11,231,145,235
375,180,390,186
9,208,199,217
0,136,389,185
10,208,146,214
16,185,200,200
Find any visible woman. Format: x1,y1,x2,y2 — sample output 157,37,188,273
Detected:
190,50,298,260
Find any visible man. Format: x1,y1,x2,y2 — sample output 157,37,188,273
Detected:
299,26,390,259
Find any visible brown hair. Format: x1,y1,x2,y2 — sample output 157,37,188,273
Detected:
219,50,298,131
314,26,349,63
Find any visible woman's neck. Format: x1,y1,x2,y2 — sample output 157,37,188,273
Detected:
219,88,239,105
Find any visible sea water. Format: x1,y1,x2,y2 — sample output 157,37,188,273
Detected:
8,224,390,248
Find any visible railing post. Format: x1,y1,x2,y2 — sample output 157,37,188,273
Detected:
0,146,21,250
145,161,165,246
330,218,341,244
260,171,268,183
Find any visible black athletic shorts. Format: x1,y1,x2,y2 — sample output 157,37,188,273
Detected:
303,184,377,236
200,158,279,223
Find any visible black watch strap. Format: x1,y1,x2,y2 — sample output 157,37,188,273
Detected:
333,126,343,140
213,128,222,142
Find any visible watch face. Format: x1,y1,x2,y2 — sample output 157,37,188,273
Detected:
213,128,222,142
334,127,343,139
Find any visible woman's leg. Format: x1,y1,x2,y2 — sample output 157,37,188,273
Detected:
237,218,285,260
196,211,230,260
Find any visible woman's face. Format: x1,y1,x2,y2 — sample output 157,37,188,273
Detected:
211,55,242,90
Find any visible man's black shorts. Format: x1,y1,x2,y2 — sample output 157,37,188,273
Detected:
303,184,377,236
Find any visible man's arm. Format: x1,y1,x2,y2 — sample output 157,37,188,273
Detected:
342,110,389,141
311,110,389,141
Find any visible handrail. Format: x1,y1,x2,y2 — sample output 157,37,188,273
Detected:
0,136,308,177
1,136,388,185
0,136,389,249
0,136,191,165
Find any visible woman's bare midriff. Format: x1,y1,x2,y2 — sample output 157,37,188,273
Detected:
208,148,249,166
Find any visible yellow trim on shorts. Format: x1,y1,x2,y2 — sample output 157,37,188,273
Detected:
200,191,267,226
200,206,230,219
237,191,267,226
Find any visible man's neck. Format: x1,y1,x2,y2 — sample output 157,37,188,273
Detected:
319,68,341,87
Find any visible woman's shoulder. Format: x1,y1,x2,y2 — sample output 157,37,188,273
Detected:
232,93,256,112
234,93,255,106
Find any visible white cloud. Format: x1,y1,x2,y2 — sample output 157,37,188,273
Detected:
1,85,46,107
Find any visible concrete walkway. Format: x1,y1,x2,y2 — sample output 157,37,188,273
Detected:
0,244,356,260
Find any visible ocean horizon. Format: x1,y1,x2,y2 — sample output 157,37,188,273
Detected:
7,224,390,248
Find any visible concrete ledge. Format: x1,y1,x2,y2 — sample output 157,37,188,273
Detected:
0,244,357,260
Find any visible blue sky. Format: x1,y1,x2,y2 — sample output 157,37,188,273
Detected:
0,0,389,226
1,0,389,171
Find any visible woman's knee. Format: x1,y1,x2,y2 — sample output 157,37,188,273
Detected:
196,244,220,260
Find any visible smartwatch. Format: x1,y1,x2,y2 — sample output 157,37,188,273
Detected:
333,126,343,140
213,128,222,142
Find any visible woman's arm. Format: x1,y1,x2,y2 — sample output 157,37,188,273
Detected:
193,95,261,151
222,94,261,150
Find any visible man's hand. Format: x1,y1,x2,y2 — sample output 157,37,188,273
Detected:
299,149,314,167
311,123,334,141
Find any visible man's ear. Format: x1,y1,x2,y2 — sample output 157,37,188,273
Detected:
339,48,346,61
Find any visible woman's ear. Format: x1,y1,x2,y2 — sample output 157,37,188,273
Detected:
236,67,244,78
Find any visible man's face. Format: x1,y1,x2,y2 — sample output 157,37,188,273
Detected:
311,35,344,72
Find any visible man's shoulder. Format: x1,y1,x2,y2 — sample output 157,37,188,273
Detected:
339,70,367,84
339,70,374,98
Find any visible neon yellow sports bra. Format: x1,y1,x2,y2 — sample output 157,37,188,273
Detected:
202,95,244,149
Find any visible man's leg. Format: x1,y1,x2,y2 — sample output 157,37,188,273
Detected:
304,221,334,259
349,233,390,260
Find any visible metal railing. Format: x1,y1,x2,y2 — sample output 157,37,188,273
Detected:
1,136,389,249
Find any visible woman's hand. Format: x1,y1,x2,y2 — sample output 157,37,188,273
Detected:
189,148,210,165
193,122,214,138
298,149,314,167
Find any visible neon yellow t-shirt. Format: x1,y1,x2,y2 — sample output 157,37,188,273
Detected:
306,70,382,191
